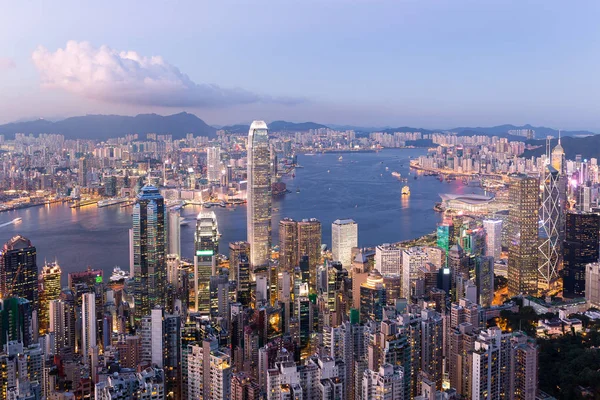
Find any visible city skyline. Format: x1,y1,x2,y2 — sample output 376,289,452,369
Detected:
2,2,600,130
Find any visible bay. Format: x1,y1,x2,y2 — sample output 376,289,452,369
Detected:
0,148,482,284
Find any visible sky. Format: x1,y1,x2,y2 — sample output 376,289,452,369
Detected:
1,1,600,130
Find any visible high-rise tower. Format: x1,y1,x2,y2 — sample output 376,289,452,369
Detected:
168,209,181,257
207,146,222,182
538,138,563,292
332,219,358,269
0,235,38,310
194,211,219,315
133,185,166,321
562,211,600,298
39,261,62,334
246,121,272,271
507,175,539,297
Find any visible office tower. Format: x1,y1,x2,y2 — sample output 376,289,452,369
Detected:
0,297,33,348
551,134,565,175
207,145,222,182
39,261,62,334
436,222,453,253
49,299,68,354
229,241,250,279
563,212,600,297
278,218,297,271
297,218,322,292
133,185,166,321
474,256,494,307
577,185,593,212
585,263,600,308
362,364,404,400
482,219,502,260
0,235,38,311
375,244,402,276
210,274,229,319
78,157,87,187
507,174,539,297
247,120,272,270
538,151,563,291
359,270,386,321
236,254,252,306
421,309,444,390
194,211,219,315
332,219,358,268
168,209,181,256
81,292,96,361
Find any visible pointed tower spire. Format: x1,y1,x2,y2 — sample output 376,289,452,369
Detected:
558,129,561,145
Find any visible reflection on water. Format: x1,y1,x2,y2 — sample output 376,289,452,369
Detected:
0,148,481,284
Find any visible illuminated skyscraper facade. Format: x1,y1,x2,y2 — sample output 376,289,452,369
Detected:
194,211,219,315
0,235,38,310
507,175,539,297
207,146,222,182
246,121,272,271
483,219,502,260
538,163,562,291
332,219,358,269
278,218,297,272
133,185,166,321
39,261,62,334
562,211,600,298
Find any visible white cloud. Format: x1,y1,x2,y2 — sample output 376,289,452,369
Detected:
0,57,16,69
32,41,300,107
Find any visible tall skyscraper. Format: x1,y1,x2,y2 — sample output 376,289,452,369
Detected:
39,261,62,334
194,211,219,315
562,211,600,298
332,219,358,268
168,209,181,257
538,140,563,291
0,235,38,310
482,219,502,260
278,218,298,271
507,175,539,297
229,241,250,281
359,270,386,321
297,218,321,292
207,146,222,182
246,121,272,271
133,185,166,321
78,157,87,187
81,292,96,361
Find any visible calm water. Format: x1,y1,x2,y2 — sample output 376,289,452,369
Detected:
0,149,482,284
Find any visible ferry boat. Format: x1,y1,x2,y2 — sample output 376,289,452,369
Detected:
402,186,411,196
110,267,128,282
13,217,22,224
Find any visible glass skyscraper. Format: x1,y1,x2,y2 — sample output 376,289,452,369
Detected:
0,235,38,310
194,211,219,315
133,185,166,322
246,121,272,271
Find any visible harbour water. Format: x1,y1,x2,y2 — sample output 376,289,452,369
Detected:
0,148,483,284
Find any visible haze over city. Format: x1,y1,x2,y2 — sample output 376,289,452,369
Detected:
2,1,600,129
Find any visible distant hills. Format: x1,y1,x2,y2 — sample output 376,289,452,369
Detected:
0,112,217,140
450,124,595,138
219,120,328,134
522,135,600,160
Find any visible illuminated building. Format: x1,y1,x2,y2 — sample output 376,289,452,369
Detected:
81,292,96,361
231,372,260,400
236,254,252,307
538,155,563,291
194,211,219,315
133,185,166,321
0,297,32,348
39,261,62,334
483,219,502,260
474,256,494,307
562,211,600,298
297,218,322,293
210,351,232,400
507,175,539,297
68,267,103,290
247,121,272,271
359,270,386,321
436,222,453,253
78,157,87,187
402,246,444,301
0,235,38,311
332,219,358,269
421,309,444,390
168,209,181,257
207,145,222,182
362,364,405,400
375,244,402,276
585,263,600,308
278,218,297,271
229,241,250,281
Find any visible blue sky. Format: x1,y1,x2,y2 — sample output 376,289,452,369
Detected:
1,1,600,129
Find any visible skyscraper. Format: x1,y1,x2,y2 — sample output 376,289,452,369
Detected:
482,219,502,260
194,211,219,315
562,211,600,298
207,146,222,182
359,270,386,321
133,185,166,321
297,218,321,292
507,175,539,297
0,235,38,310
538,145,563,291
278,218,298,271
246,121,272,271
39,261,62,334
332,219,358,269
375,244,402,276
168,209,181,257
81,292,96,361
78,157,87,187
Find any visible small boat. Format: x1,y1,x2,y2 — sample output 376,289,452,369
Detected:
338,156,343,161
402,186,411,196
296,188,300,193
392,172,401,178
385,167,389,171
327,170,330,173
